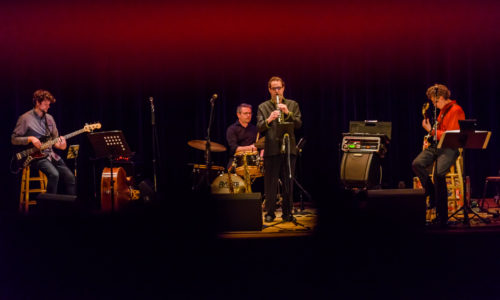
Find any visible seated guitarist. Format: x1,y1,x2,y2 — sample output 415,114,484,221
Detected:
11,89,76,195
412,84,465,228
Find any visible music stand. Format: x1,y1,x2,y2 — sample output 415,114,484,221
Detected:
87,130,133,211
438,123,492,226
67,144,80,177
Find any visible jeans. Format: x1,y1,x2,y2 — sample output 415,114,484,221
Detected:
412,146,459,222
34,158,76,195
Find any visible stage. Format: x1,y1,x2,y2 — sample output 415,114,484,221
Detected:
3,193,500,299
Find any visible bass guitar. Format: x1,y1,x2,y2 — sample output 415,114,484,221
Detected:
10,122,101,174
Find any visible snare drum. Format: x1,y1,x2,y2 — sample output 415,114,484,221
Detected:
234,151,263,178
191,164,225,190
211,173,246,194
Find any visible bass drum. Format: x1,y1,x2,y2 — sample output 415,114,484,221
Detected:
211,173,246,194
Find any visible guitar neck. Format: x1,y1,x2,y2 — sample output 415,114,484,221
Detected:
40,128,86,150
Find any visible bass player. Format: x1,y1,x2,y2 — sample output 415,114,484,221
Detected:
11,89,76,195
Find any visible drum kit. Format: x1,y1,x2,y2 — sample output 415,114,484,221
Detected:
188,138,265,194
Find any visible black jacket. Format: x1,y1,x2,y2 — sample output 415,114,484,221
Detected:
257,98,302,156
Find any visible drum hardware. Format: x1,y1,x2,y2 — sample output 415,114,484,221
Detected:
255,137,265,149
149,97,159,194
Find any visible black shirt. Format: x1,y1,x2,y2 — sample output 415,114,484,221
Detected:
226,120,258,157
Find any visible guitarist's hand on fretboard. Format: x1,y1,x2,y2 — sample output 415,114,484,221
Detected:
27,136,42,149
422,118,432,132
54,136,67,150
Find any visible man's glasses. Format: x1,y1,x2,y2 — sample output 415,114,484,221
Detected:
270,86,283,91
240,112,252,115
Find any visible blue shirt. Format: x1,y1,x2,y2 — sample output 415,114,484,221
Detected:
11,109,61,161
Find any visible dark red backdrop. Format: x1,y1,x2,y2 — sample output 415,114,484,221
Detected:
1,0,499,209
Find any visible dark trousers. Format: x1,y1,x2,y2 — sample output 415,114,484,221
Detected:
263,154,296,217
412,146,459,222
34,158,76,195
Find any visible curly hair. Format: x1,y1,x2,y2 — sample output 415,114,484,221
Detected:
32,89,56,107
426,84,451,100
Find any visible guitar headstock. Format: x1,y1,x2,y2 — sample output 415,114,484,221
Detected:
84,122,102,132
422,102,430,118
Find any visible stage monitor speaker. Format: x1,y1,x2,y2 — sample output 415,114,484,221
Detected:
211,192,263,231
138,179,156,203
35,193,79,214
340,152,381,188
365,189,426,229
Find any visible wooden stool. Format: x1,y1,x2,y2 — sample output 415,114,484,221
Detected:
19,166,48,213
414,150,464,221
480,176,500,209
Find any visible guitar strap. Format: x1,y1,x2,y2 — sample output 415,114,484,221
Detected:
43,113,51,137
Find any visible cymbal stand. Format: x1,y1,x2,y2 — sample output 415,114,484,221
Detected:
149,97,159,194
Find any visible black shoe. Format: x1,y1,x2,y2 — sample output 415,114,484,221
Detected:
265,214,275,222
281,215,296,222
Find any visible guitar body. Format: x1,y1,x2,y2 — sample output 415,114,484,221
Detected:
10,136,50,174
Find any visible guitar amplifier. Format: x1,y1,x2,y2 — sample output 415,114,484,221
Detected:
340,134,389,189
340,152,381,189
341,135,386,154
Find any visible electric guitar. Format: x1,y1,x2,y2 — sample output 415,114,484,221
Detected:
10,122,101,174
421,102,438,150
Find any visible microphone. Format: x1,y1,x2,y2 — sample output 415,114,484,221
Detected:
276,95,281,123
210,94,218,104
149,97,154,111
149,97,155,125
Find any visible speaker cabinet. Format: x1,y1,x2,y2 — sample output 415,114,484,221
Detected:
35,193,79,214
340,152,381,188
365,189,426,229
211,193,263,231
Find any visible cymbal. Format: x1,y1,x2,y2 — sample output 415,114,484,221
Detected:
188,140,227,152
255,137,265,149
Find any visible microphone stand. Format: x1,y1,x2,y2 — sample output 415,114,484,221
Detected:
264,132,308,229
293,138,312,215
149,97,159,194
205,96,216,187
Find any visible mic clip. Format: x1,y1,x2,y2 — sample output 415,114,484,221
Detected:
281,133,289,154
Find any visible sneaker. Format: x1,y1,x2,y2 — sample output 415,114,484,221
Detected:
281,215,296,222
265,214,275,222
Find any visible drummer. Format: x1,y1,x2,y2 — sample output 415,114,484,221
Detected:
226,103,259,170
